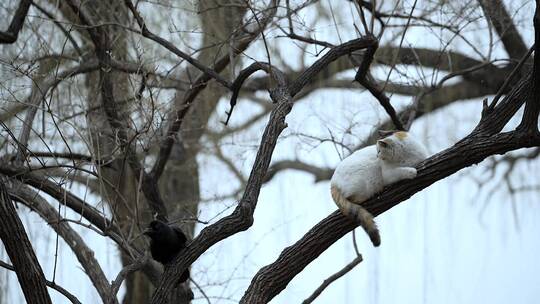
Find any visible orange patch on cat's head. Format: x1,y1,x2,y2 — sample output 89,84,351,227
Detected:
394,131,408,140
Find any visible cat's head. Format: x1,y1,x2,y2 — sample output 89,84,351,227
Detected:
376,131,428,164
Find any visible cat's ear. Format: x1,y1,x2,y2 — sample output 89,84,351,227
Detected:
394,131,409,140
378,130,398,139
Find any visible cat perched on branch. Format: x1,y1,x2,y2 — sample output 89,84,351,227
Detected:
330,131,428,246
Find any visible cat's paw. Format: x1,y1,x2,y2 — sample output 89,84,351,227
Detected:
401,167,417,179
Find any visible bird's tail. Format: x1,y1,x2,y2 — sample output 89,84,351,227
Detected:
331,185,381,246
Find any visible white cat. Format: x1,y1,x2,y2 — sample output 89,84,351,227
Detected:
330,131,428,246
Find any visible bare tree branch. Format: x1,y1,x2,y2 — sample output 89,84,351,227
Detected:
226,61,288,124
123,0,232,89
0,176,52,304
7,182,117,304
517,2,540,133
0,260,81,304
151,35,378,304
478,0,528,59
150,0,280,180
0,164,130,252
241,132,540,303
109,254,150,304
240,67,538,303
0,0,31,44
302,255,363,304
264,160,332,183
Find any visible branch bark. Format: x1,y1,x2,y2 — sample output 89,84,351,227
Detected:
517,1,540,133
150,35,378,303
0,0,31,44
150,0,279,180
241,130,540,303
0,260,81,304
0,176,52,304
240,67,539,303
0,164,137,256
478,0,528,59
7,182,117,304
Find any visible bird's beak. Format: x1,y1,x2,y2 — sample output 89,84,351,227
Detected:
143,228,153,236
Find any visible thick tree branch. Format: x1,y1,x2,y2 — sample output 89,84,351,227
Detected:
123,0,232,89
150,0,279,180
241,130,540,303
0,164,163,286
0,260,81,304
517,2,540,133
245,46,485,93
0,164,131,252
7,182,117,304
0,0,31,44
240,62,538,303
0,176,52,304
150,35,378,303
151,77,293,304
478,0,528,59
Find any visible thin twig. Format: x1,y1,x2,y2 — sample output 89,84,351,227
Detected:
381,0,419,92
0,260,82,304
488,44,534,111
302,256,363,304
109,254,150,303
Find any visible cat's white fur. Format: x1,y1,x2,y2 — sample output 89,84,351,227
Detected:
330,131,428,246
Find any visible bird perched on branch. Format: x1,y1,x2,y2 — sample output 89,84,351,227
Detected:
144,220,190,283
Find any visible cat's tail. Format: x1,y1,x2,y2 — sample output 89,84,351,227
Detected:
330,185,381,247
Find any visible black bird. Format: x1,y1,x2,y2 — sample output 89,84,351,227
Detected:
143,220,190,283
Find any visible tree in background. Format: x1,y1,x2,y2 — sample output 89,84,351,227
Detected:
0,0,539,303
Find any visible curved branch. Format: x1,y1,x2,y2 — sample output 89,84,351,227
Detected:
240,70,538,303
0,164,129,250
8,182,116,304
150,0,280,180
0,0,31,44
288,37,377,97
151,35,380,303
150,70,293,304
245,46,484,93
0,260,81,304
109,254,149,304
264,160,332,183
123,0,231,89
226,61,288,125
